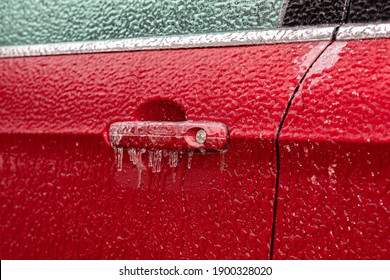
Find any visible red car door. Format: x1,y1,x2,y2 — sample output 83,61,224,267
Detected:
0,34,331,259
274,34,390,259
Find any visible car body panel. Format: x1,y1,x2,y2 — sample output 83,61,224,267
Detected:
274,39,390,259
0,42,329,259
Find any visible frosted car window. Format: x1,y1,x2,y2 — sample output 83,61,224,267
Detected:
0,0,282,46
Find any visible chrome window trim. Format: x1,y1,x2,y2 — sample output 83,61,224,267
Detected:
1,23,389,58
337,23,390,40
0,26,336,58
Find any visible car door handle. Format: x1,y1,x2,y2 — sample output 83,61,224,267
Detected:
108,121,229,151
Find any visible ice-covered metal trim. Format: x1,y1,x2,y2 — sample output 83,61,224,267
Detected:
0,26,336,58
337,23,390,40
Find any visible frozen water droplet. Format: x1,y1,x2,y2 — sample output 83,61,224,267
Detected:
310,175,318,185
199,148,206,155
328,165,336,177
304,146,309,157
187,150,194,169
328,164,337,184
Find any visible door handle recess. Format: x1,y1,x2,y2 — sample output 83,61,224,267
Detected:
109,121,229,151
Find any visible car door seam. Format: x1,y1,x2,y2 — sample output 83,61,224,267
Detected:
269,26,340,259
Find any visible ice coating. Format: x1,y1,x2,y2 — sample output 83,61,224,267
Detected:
0,26,336,58
108,121,229,151
307,41,347,86
0,35,334,259
110,134,122,147
0,0,282,47
109,121,229,173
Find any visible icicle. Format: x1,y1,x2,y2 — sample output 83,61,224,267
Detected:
117,147,123,171
167,150,172,166
137,148,146,187
148,150,163,173
172,150,179,167
127,147,138,165
153,149,162,173
148,150,153,168
168,150,179,168
187,150,194,169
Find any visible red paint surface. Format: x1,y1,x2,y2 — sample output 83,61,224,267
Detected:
274,40,390,259
0,43,328,259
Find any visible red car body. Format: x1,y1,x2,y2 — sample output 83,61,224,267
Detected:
0,5,389,259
